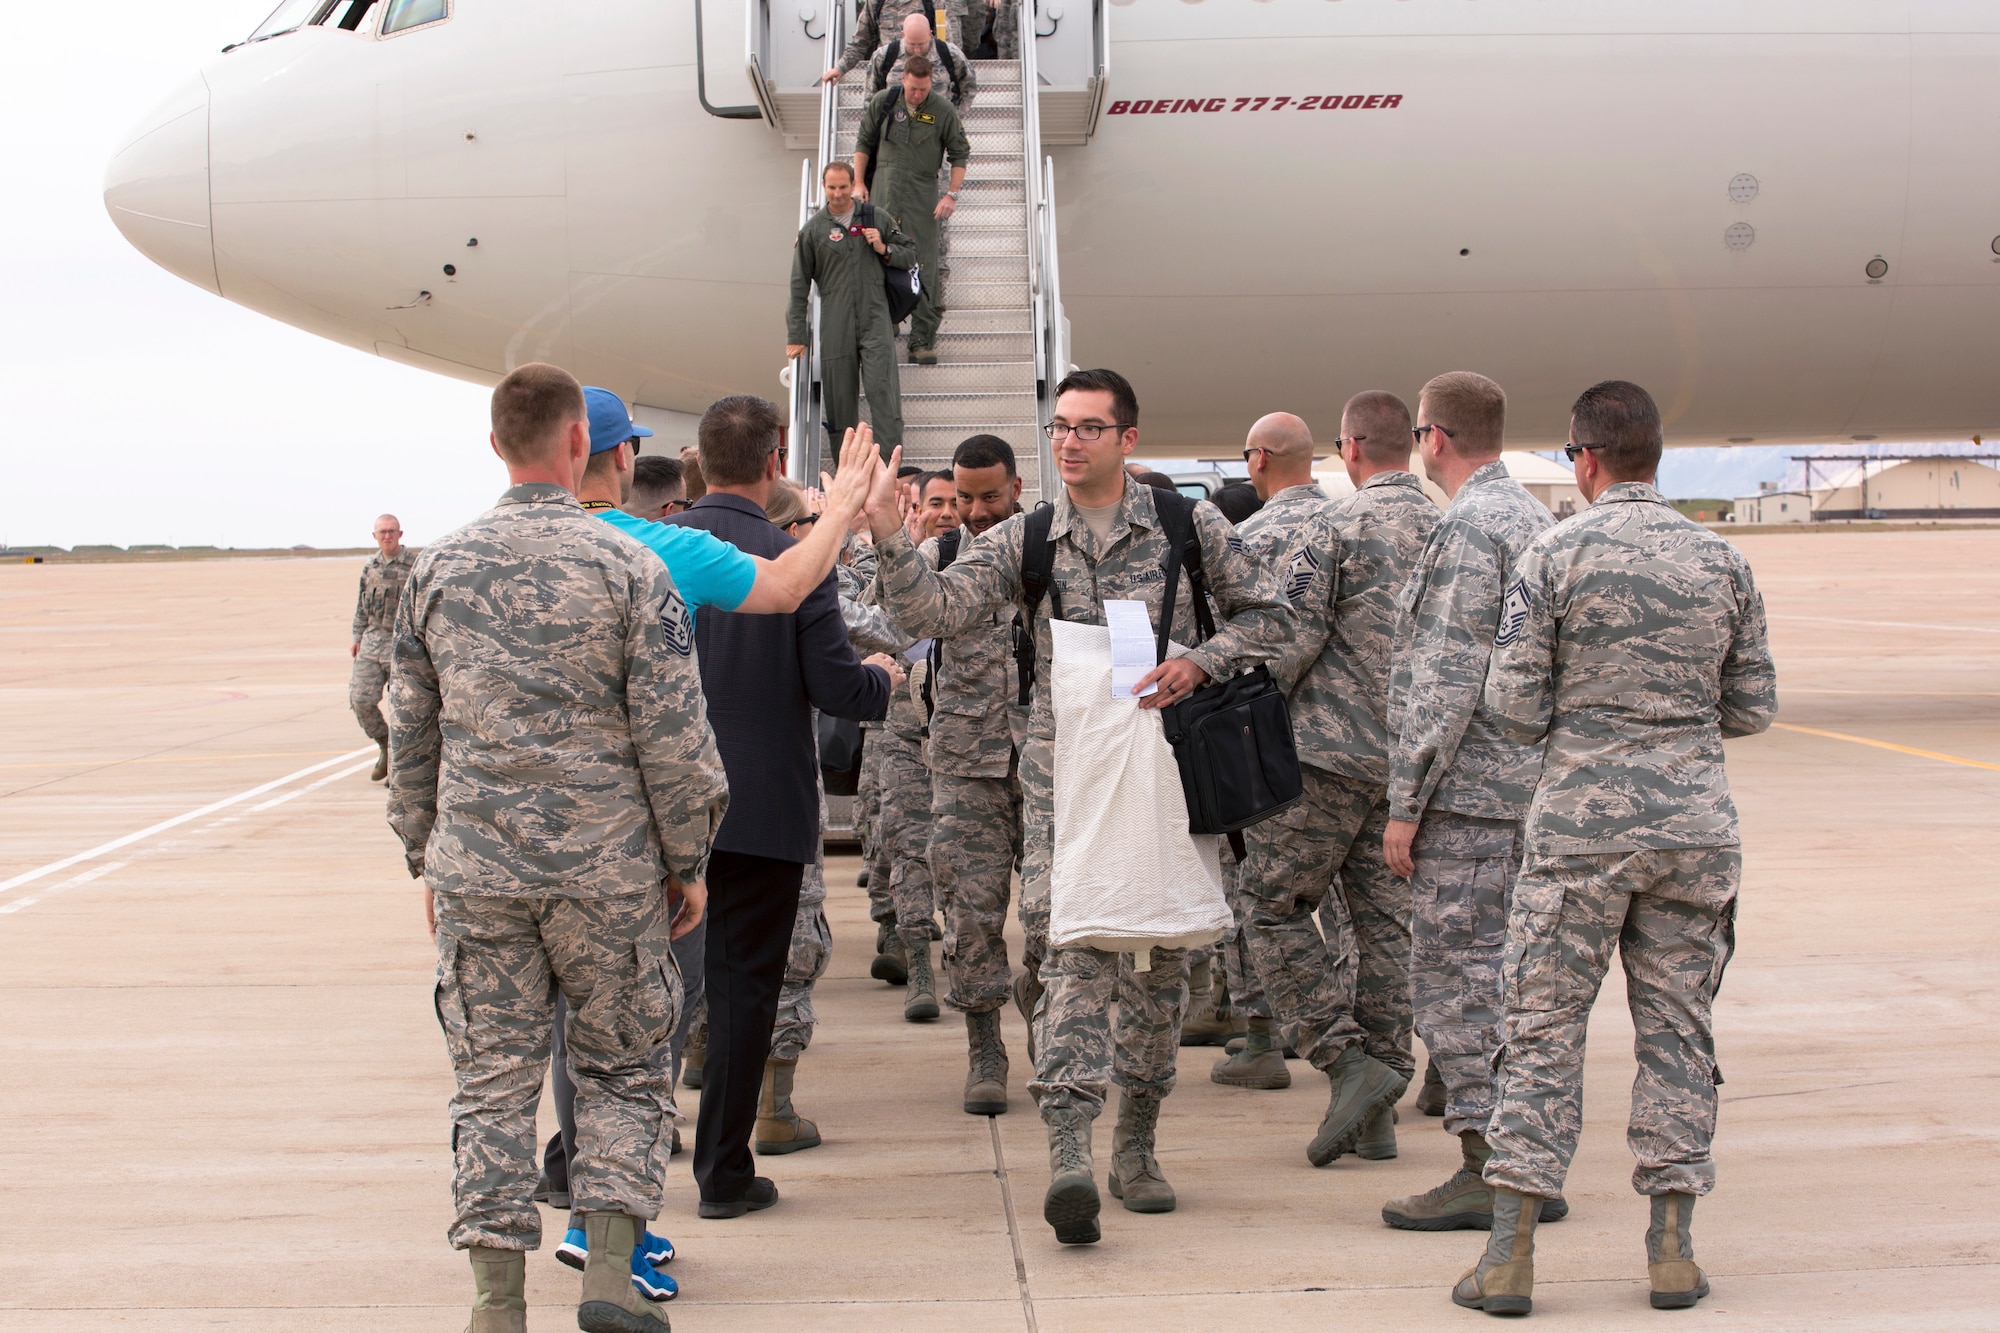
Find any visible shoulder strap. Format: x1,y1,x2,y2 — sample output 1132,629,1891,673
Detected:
921,528,961,727
945,43,968,86
1016,503,1057,705
1151,490,1215,663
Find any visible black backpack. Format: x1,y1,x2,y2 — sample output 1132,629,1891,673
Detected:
1018,490,1303,857
853,200,923,324
918,526,962,734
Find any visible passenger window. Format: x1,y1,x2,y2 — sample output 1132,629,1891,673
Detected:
380,0,448,34
245,0,323,42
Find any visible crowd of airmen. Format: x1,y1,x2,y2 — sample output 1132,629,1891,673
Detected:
369,357,1775,1331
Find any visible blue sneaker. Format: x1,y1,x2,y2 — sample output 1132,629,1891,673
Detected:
554,1226,588,1271
638,1231,675,1266
631,1249,679,1302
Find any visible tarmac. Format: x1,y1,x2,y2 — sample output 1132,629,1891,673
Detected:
1,529,1995,1330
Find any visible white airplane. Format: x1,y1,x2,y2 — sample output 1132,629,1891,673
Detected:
105,0,2000,456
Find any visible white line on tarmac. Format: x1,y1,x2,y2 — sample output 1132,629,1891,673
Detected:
0,747,375,898
0,861,128,916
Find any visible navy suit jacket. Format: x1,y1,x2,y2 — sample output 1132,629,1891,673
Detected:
669,492,890,863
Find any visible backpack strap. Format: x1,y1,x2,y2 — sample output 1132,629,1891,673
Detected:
1150,490,1215,663
1016,503,1057,706
922,529,963,729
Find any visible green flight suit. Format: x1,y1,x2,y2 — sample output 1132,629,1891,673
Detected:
856,87,970,353
789,202,916,456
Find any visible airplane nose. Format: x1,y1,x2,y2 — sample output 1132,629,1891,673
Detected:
104,76,218,295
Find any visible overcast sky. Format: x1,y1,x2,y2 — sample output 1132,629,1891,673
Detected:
0,2,494,552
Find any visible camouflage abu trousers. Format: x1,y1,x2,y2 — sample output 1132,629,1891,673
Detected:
1217,839,1272,1020
432,886,678,1250
858,727,891,923
1019,734,1188,1119
873,728,940,936
348,627,392,743
931,760,1024,1013
1410,811,1522,1138
1485,846,1739,1201
772,780,835,1061
1241,766,1409,1077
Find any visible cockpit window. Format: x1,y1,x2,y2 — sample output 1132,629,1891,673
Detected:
379,0,448,34
245,0,323,42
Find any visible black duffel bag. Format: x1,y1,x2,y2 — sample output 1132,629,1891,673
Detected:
855,202,923,324
1150,491,1304,857
818,713,865,796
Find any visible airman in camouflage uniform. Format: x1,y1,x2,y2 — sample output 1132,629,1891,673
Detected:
836,0,986,73
1200,475,1324,1087
919,521,1025,1113
867,23,978,111
871,409,1292,1243
349,521,416,778
1381,438,1554,1230
1242,455,1441,1160
388,447,727,1332
1453,385,1775,1316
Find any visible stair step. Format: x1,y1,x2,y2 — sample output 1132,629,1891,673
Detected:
949,203,1028,229
922,307,1034,334
938,253,1028,284
942,227,1028,256
897,361,1037,394
933,281,1032,310
905,331,1036,361
899,391,1041,426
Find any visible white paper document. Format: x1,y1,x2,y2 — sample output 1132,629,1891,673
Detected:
1104,600,1158,699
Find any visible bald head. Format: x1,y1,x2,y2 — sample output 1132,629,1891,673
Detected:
902,11,931,49
1340,391,1414,468
371,513,403,558
1244,412,1316,499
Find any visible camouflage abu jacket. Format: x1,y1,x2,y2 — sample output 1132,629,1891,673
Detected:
920,525,1017,779
1483,481,1777,855
1274,471,1440,785
352,547,417,639
386,483,730,895
873,477,1295,741
1386,459,1555,824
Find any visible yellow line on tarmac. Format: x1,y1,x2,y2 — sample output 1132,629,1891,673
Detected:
0,749,356,772
1772,723,2000,772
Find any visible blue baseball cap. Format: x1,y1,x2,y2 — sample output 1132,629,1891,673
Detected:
582,387,654,455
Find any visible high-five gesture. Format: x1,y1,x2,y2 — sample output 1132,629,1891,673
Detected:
821,424,884,526
864,445,906,542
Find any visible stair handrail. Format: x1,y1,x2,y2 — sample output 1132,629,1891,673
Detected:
786,0,846,484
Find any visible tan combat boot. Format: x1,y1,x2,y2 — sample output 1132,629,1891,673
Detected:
1646,1192,1711,1309
1209,1017,1291,1089
1106,1091,1177,1214
752,1056,821,1155
1356,1102,1399,1160
1307,1044,1403,1166
679,1018,705,1092
370,739,389,782
963,1008,1009,1115
870,921,908,984
1177,955,1238,1046
1415,1057,1447,1115
465,1246,526,1333
901,929,940,1022
1451,1187,1542,1316
1384,1132,1572,1230
1384,1130,1493,1230
576,1212,669,1333
1042,1110,1100,1244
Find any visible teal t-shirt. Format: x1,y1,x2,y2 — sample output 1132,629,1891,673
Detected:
592,508,757,617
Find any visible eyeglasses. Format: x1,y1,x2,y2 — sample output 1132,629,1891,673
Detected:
662,499,691,514
1332,435,1366,450
1242,446,1271,463
1044,421,1132,441
1413,424,1456,442
1563,441,1608,461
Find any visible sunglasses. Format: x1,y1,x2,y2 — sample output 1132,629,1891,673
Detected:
1563,441,1608,461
